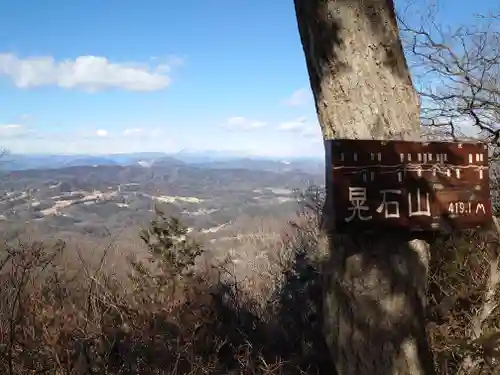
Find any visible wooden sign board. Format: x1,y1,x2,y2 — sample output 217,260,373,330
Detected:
325,139,492,233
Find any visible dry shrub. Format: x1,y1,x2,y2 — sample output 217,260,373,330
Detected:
0,203,334,375
268,185,332,371
427,229,500,375
9,184,500,374
282,186,500,375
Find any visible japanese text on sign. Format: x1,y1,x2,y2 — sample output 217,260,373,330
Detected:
345,186,485,222
326,139,492,232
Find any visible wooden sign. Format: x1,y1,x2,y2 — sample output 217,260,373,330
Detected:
325,139,492,232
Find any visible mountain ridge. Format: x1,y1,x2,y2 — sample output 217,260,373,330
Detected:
0,151,324,173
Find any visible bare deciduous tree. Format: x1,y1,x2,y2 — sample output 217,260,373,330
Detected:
293,0,435,374
399,6,500,374
399,5,500,212
399,7,500,146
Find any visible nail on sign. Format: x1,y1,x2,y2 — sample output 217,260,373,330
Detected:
325,139,492,233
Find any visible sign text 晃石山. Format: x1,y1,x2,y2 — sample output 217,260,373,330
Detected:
325,139,492,232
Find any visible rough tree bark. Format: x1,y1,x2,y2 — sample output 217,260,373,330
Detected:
293,1,436,374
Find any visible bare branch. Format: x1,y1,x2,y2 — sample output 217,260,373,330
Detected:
399,11,500,145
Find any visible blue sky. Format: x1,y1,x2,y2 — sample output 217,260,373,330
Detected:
0,0,497,157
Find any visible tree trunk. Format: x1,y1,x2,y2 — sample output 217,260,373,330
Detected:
293,0,436,374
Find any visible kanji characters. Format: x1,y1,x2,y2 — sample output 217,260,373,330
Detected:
345,187,372,222
376,189,402,218
344,187,432,221
408,188,431,217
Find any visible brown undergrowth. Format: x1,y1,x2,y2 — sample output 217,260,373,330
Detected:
427,228,500,375
0,198,333,375
2,185,500,374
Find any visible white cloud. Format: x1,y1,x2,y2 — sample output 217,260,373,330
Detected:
0,118,323,158
0,125,324,158
155,65,171,74
0,124,33,138
1,126,179,155
278,117,309,131
282,88,311,107
0,53,175,92
123,128,143,136
278,117,322,139
301,126,322,138
222,117,267,131
150,127,163,136
95,129,108,137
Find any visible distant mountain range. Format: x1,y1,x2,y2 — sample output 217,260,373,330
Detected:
0,151,324,174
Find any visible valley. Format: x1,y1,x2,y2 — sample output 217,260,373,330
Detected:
0,154,324,263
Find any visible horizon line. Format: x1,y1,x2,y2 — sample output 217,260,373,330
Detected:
3,151,324,160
